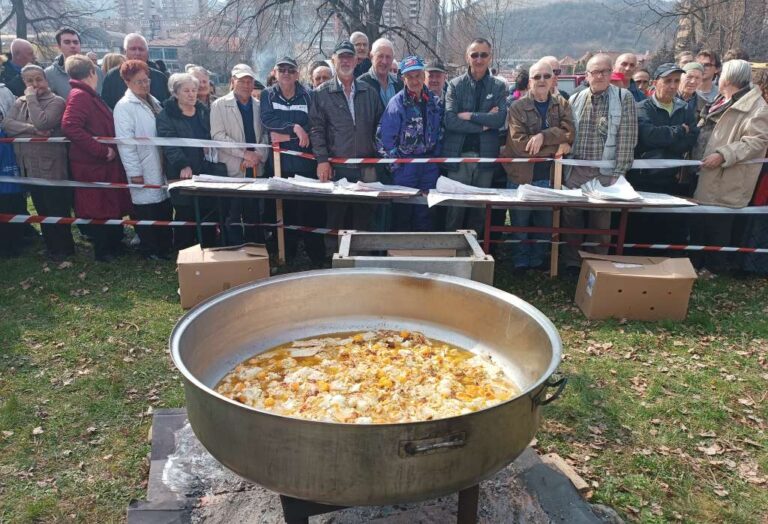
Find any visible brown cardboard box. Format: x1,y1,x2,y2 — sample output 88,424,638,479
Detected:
574,251,697,321
177,243,270,309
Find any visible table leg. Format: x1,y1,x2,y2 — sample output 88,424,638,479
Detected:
193,196,203,245
616,208,628,255
483,204,492,254
550,162,563,278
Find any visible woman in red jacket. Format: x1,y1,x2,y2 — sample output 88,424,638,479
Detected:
61,54,132,262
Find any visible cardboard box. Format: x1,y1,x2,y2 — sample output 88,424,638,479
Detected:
574,251,697,321
177,243,270,309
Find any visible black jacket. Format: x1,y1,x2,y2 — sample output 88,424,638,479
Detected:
354,58,372,79
155,97,211,180
629,95,699,193
102,61,170,109
0,62,25,97
309,77,384,177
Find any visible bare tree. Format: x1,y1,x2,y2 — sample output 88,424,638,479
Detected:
0,0,110,44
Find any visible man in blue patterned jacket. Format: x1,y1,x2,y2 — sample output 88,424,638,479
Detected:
376,56,443,231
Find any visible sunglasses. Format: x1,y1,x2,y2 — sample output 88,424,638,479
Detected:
552,69,561,76
531,74,552,80
470,52,490,59
278,67,297,74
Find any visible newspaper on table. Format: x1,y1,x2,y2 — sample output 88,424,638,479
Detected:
336,178,421,197
581,176,642,201
267,175,335,192
435,175,498,194
517,184,588,202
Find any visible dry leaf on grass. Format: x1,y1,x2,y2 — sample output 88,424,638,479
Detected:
32,426,44,435
57,261,73,269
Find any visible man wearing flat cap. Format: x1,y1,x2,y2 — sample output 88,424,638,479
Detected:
425,59,447,100
309,41,384,248
627,63,699,247
210,63,267,244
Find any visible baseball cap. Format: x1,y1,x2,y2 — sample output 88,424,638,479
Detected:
400,55,424,75
333,40,355,56
682,62,704,74
276,57,298,68
231,63,256,79
425,59,447,73
654,63,684,79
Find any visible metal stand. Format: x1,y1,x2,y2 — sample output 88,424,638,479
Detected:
279,484,480,524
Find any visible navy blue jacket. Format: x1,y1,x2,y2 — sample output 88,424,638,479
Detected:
260,82,315,175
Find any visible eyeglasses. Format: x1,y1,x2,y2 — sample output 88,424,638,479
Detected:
700,63,715,68
469,52,490,59
587,69,611,77
552,69,561,76
131,78,150,86
277,67,297,74
531,74,552,80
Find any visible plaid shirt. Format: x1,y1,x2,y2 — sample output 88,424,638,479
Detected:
572,89,637,177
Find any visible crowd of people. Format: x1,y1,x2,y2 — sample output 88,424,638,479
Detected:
0,28,766,275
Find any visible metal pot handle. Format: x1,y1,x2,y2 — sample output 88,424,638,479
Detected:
532,376,567,408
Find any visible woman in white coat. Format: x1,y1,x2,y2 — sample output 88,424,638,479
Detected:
114,59,171,259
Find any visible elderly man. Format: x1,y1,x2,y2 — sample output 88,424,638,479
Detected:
562,53,637,269
211,63,267,244
310,40,383,245
425,59,447,99
376,56,443,231
101,33,170,109
358,38,403,107
628,63,699,247
46,28,104,98
442,38,507,234
310,61,333,88
2,39,36,96
676,62,707,116
613,53,646,101
261,56,325,265
351,31,371,78
695,49,720,103
539,55,569,99
503,60,574,270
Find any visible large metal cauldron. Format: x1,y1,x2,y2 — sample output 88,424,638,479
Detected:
170,269,564,506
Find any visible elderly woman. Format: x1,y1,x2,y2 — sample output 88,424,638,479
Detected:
61,54,131,262
691,59,768,273
156,72,219,248
3,64,74,259
187,66,217,108
114,59,171,260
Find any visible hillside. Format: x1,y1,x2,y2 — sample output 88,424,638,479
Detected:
496,0,665,58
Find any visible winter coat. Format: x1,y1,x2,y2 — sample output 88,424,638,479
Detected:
210,92,267,177
502,91,574,184
45,54,104,98
113,89,169,204
0,62,24,97
0,84,15,123
61,79,132,219
376,86,443,162
156,97,211,181
630,95,700,193
694,86,768,208
260,82,315,175
3,90,68,180
101,61,170,110
442,69,508,171
309,77,384,178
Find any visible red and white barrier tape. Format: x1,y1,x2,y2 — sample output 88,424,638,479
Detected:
0,175,165,190
276,147,768,168
0,214,339,235
492,239,768,254
0,136,272,149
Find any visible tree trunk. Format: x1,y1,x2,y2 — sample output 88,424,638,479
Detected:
11,0,26,39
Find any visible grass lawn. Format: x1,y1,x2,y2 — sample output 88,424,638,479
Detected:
0,236,766,523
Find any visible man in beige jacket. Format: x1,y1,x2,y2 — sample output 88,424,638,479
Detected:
691,59,768,272
210,63,267,244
